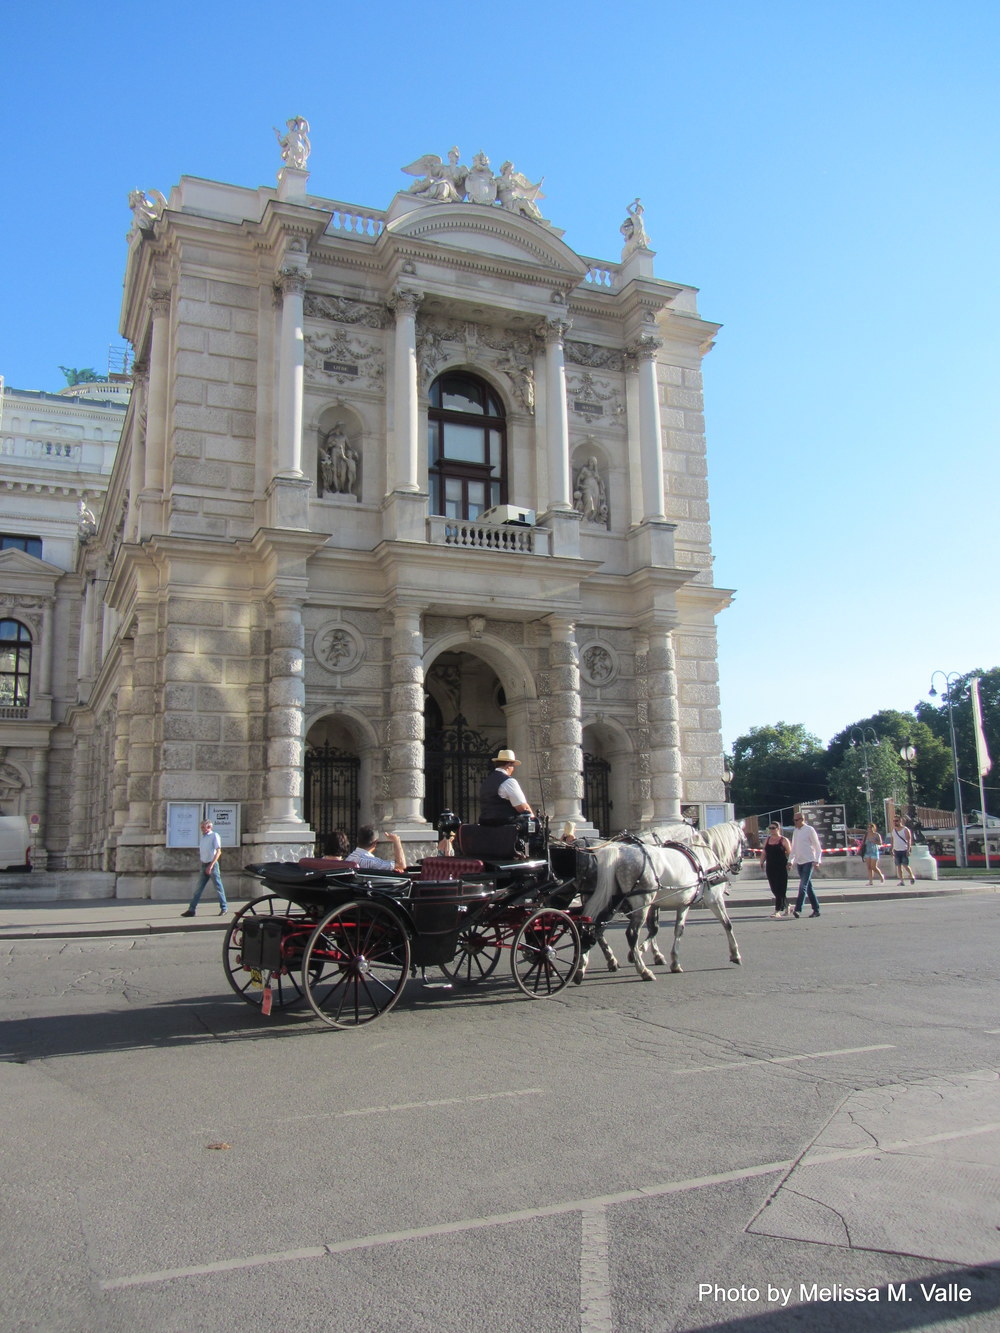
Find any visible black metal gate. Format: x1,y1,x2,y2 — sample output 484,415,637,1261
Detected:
583,751,612,836
304,743,360,853
424,715,496,824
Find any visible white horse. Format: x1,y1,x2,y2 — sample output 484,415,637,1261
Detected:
574,820,747,982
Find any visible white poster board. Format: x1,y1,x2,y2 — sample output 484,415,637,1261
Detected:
166,802,203,848
205,803,240,848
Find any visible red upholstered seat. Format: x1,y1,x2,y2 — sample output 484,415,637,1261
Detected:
298,857,355,871
419,856,484,880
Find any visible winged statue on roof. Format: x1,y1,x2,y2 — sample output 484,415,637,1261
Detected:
496,161,545,220
401,147,467,202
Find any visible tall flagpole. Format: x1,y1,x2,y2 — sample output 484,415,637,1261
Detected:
970,677,992,870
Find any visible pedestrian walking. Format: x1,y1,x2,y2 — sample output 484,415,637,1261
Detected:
890,814,917,885
863,822,886,885
181,819,228,917
790,811,823,917
760,821,793,916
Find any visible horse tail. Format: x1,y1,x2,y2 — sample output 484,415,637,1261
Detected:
581,846,620,921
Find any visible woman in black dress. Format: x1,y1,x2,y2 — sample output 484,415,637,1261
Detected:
760,821,792,917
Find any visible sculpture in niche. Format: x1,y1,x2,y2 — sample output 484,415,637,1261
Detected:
496,161,545,220
127,188,167,234
318,424,359,498
274,116,311,169
402,147,467,202
620,197,651,252
573,458,609,528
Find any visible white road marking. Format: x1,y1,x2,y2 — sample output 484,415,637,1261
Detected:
192,1087,543,1133
675,1043,895,1073
579,1207,614,1333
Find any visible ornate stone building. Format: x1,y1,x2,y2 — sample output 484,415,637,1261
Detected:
56,135,732,896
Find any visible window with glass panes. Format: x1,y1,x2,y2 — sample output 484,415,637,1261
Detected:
428,373,506,520
0,621,32,707
0,534,43,559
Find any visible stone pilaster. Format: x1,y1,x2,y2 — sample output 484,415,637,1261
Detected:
546,616,584,827
628,335,667,523
388,606,427,829
275,265,309,479
390,289,422,494
111,638,135,837
265,597,308,829
144,292,170,505
646,624,683,823
541,317,572,513
127,362,148,541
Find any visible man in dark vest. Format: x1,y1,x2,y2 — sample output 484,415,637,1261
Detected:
479,749,535,825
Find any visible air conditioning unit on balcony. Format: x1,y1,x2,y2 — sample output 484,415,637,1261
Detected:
479,504,536,526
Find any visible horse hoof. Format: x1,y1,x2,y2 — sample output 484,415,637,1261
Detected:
608,961,619,972
572,972,583,985
731,957,742,966
670,963,683,974
640,972,656,981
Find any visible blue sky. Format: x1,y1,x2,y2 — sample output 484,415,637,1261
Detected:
2,0,997,749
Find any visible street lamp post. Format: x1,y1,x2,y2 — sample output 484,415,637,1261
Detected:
929,672,967,869
850,727,878,829
899,741,924,843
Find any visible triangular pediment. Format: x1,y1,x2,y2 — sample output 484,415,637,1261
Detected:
384,198,588,278
0,547,65,580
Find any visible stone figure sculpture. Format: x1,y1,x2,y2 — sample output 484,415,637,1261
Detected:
401,147,467,202
465,152,498,205
620,197,651,252
496,161,545,220
274,116,311,170
319,424,359,497
127,188,167,232
573,458,608,526
77,497,97,542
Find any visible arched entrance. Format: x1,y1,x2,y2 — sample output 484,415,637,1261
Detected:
581,721,634,836
304,715,362,852
423,650,508,824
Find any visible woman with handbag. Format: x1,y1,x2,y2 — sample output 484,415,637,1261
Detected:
760,822,793,917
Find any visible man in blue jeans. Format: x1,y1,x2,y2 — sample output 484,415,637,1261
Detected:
790,811,823,917
181,819,228,917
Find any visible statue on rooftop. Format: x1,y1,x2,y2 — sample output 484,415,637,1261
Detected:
127,188,167,234
401,147,467,202
465,151,498,205
496,161,545,220
620,197,651,253
274,116,311,170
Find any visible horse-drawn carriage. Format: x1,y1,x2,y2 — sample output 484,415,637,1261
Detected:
222,815,749,1029
225,815,590,1028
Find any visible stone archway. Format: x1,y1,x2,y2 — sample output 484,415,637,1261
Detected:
423,650,507,824
582,719,634,836
304,714,364,852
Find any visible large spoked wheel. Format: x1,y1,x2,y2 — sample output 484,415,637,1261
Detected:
223,894,318,1009
510,909,581,998
302,900,411,1028
439,924,505,985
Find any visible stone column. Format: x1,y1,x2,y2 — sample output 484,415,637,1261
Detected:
38,600,54,702
77,578,96,696
275,265,310,479
541,318,573,512
265,597,307,828
390,288,422,493
144,292,170,499
127,362,148,541
28,746,48,869
546,616,584,828
629,335,667,522
646,625,683,823
388,606,427,828
110,638,135,840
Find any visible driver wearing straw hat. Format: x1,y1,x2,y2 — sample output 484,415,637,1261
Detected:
478,749,535,825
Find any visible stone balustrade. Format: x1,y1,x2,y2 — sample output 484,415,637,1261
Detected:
580,259,619,290
325,202,386,238
1,434,82,462
427,515,551,555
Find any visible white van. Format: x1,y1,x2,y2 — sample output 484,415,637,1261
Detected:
0,815,32,871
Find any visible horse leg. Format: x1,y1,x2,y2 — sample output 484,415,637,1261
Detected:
670,906,690,973
646,905,667,966
705,885,742,964
626,907,656,981
596,925,620,973
573,946,589,985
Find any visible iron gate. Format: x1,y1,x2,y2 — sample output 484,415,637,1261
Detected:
304,743,360,853
583,751,612,837
424,714,496,824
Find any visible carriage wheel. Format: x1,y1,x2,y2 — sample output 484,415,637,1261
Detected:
439,924,505,985
223,894,317,1010
302,900,411,1028
510,909,581,997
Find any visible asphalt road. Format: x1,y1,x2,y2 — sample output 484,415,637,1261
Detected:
2,895,999,1332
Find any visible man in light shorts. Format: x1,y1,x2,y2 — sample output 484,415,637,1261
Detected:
890,815,916,885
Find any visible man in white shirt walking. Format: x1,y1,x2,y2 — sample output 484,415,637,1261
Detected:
790,811,823,918
181,819,228,917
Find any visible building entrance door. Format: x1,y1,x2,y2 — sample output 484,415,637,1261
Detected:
424,714,496,825
304,743,360,852
583,751,612,836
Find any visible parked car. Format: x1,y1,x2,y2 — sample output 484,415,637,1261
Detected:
0,815,32,871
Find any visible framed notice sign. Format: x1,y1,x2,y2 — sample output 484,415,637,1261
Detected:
166,802,203,848
205,803,240,847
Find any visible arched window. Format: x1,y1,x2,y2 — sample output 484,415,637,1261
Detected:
428,372,507,520
0,621,32,707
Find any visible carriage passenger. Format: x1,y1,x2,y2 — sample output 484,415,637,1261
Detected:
346,826,407,873
478,749,534,826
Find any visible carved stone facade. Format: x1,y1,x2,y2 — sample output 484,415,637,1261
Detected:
32,139,731,896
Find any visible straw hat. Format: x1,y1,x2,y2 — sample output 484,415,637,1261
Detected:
491,748,521,766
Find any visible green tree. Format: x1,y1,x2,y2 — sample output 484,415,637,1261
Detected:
826,709,952,809
729,722,828,819
827,741,907,829
58,366,104,386
915,667,1000,818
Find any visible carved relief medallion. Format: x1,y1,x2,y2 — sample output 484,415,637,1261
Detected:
313,622,365,674
579,642,619,687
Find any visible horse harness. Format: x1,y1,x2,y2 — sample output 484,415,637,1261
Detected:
621,833,728,906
